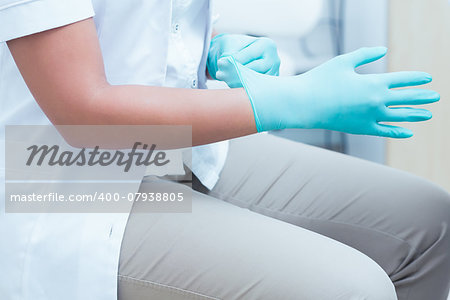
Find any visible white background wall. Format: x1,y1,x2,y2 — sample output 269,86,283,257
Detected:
387,0,450,193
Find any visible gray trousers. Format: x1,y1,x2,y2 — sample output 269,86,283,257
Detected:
118,134,450,300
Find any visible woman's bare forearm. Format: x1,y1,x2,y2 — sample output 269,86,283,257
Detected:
7,18,256,146
86,84,256,146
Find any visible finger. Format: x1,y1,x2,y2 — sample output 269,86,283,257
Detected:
380,107,432,122
374,124,414,138
216,56,253,88
207,46,221,79
229,39,262,64
385,89,440,106
382,71,432,89
232,38,277,65
265,60,281,76
343,47,387,68
245,59,270,74
245,58,278,75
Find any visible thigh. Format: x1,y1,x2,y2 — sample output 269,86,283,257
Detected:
118,178,395,300
204,133,450,299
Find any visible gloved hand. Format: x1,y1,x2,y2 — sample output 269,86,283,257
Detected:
216,47,440,138
207,33,280,81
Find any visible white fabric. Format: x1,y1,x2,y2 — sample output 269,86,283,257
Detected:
191,141,229,189
0,0,227,299
0,0,95,42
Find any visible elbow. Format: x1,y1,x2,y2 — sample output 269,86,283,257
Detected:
44,82,113,148
47,81,111,126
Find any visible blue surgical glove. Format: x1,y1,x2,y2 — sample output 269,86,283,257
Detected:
217,47,440,138
207,33,280,81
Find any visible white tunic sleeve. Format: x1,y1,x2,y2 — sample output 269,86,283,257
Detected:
0,0,94,42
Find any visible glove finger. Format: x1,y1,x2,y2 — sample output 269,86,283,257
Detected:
385,89,440,106
265,59,281,76
207,49,219,79
216,56,245,88
232,38,278,65
381,71,432,89
380,107,432,122
229,39,262,64
245,58,278,75
373,124,414,138
217,56,266,90
343,47,387,68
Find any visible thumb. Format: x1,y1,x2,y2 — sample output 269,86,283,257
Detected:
216,56,245,88
343,47,387,68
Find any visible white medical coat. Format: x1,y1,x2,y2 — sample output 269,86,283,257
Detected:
0,0,227,299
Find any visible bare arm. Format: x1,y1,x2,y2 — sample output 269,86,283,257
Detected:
7,18,256,146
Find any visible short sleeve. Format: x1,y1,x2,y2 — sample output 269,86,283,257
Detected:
0,0,95,42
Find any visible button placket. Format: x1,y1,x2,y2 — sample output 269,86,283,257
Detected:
170,0,200,89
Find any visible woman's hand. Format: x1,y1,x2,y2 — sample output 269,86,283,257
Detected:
217,47,440,138
207,33,280,81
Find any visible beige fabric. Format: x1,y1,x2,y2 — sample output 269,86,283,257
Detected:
118,134,450,300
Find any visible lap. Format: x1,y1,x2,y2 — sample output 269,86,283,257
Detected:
205,133,450,290
118,179,395,300
118,133,450,300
